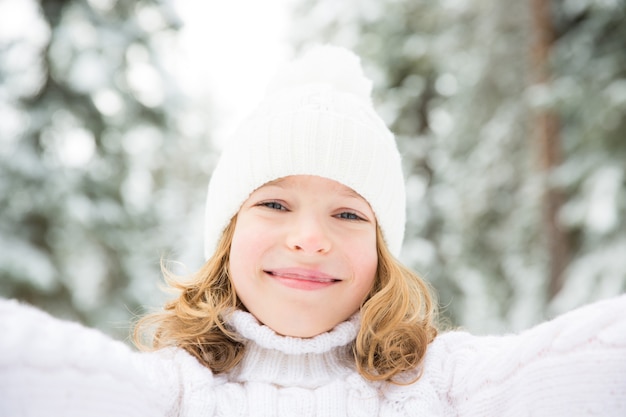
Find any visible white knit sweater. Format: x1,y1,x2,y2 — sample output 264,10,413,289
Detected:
1,295,625,416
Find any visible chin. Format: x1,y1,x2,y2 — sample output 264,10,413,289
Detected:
282,328,326,339
267,318,337,339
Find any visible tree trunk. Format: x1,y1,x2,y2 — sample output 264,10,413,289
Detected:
529,0,570,299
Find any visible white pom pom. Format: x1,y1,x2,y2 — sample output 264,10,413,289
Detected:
265,44,373,101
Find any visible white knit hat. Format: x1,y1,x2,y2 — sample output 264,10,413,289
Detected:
204,45,406,258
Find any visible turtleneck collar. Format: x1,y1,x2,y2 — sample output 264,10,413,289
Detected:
224,310,361,388
227,310,360,354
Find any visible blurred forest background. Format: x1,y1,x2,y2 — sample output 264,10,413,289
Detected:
1,0,624,341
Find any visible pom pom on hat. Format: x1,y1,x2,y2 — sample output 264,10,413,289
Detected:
265,44,373,101
204,45,406,258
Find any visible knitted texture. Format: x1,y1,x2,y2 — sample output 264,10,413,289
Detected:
227,309,360,354
0,299,179,417
1,295,625,416
204,45,406,258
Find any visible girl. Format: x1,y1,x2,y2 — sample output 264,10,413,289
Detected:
1,45,625,417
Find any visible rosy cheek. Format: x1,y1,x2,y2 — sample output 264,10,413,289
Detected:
358,241,377,265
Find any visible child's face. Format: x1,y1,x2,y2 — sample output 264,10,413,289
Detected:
229,175,378,338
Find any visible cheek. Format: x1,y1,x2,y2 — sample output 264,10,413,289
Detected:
361,254,378,291
229,224,257,282
228,228,260,312
230,216,264,259
351,237,378,290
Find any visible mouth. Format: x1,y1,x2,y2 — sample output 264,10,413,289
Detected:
264,268,341,289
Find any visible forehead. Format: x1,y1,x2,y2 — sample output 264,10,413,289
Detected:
263,175,364,199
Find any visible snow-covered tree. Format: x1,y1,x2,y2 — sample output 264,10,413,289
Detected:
0,0,215,339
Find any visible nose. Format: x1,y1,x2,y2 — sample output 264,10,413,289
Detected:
286,213,332,254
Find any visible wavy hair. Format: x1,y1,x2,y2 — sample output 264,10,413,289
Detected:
133,216,438,383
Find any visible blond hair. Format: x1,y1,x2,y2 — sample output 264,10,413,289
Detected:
134,217,438,383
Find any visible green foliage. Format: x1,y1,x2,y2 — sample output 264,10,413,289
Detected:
548,0,626,311
0,0,214,339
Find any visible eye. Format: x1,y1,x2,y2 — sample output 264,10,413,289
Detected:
336,211,365,221
259,201,287,211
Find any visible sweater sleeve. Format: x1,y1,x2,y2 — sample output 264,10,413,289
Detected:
0,298,182,417
432,294,626,416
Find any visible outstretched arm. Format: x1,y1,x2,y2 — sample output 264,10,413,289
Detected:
0,298,181,417
433,294,626,416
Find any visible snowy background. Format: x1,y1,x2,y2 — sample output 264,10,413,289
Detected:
1,0,624,340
